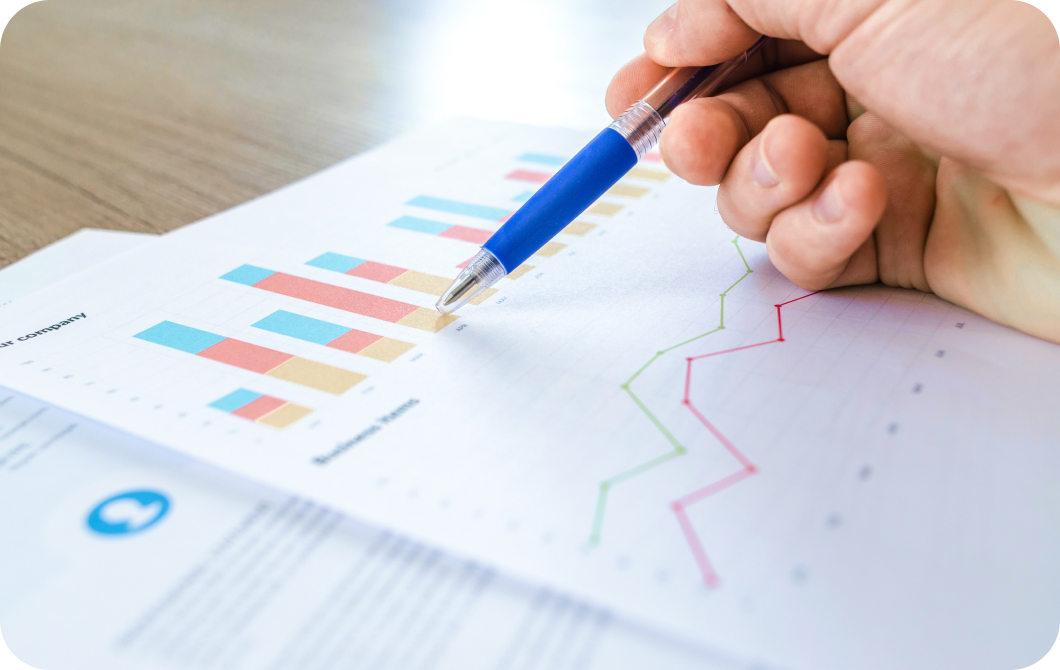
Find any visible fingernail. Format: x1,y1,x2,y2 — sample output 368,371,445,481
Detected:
645,4,677,45
814,180,845,222
749,137,779,188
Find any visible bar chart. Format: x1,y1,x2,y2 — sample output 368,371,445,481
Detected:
134,321,365,395
253,310,415,362
388,216,493,244
209,388,314,429
306,252,498,305
220,265,457,333
388,215,568,259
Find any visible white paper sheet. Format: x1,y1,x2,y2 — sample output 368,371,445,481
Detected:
0,229,155,307
0,119,1057,670
0,387,737,670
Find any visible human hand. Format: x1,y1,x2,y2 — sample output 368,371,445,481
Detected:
607,0,1060,342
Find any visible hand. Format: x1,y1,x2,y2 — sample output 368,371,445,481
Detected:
607,0,1060,343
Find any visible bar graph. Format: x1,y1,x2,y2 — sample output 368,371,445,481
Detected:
306,252,498,305
388,217,566,258
388,216,493,245
220,265,457,333
134,321,365,395
516,152,565,166
406,196,511,222
505,170,649,199
209,388,314,429
253,310,415,362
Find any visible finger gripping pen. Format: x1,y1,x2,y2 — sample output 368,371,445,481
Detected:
437,36,772,314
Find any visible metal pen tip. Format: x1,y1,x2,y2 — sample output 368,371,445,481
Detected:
434,248,507,316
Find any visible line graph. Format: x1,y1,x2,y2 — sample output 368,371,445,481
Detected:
589,236,753,546
671,291,816,587
588,236,817,588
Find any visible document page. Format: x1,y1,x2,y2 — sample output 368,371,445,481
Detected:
0,387,734,670
1,119,1058,670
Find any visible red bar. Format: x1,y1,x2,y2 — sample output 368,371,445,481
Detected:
456,257,473,269
327,329,382,354
254,273,419,323
439,226,492,244
505,169,550,184
644,152,663,162
199,339,293,373
347,261,407,283
233,396,287,421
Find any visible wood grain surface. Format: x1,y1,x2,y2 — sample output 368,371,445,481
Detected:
0,0,666,268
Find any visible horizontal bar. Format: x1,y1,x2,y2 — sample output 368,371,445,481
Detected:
136,321,365,394
626,167,670,182
506,169,550,185
305,252,365,274
388,216,451,235
252,272,420,323
258,403,314,429
209,388,262,412
254,310,349,345
135,321,225,354
406,196,510,222
233,395,287,421
517,152,565,166
265,357,366,395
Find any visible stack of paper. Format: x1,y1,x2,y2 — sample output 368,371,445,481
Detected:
2,119,1058,670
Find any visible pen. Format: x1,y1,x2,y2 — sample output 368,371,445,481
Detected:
436,36,773,315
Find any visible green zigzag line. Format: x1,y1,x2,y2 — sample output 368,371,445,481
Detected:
589,236,753,546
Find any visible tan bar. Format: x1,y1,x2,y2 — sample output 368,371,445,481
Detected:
469,288,499,305
606,184,650,199
359,337,416,362
257,403,314,429
561,221,597,236
534,242,567,258
627,167,671,182
586,202,624,217
507,264,534,280
265,357,366,395
398,307,459,332
388,270,451,296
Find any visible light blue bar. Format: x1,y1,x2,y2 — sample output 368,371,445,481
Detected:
387,216,452,235
405,196,510,222
134,321,226,354
209,389,262,412
253,310,349,346
306,252,365,274
220,265,275,286
517,153,566,166
512,190,534,203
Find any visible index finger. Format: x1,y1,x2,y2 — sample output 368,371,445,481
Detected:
606,40,823,119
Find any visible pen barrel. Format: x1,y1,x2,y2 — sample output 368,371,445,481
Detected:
483,127,638,272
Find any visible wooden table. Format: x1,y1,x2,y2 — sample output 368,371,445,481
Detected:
0,0,667,268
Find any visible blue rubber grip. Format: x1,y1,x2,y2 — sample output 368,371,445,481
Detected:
484,128,638,272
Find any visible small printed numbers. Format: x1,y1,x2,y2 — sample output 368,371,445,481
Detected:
935,350,945,358
534,272,545,279
912,383,923,393
858,465,873,481
409,353,423,362
887,422,899,434
455,323,468,332
495,296,507,304
956,322,965,329
361,386,376,395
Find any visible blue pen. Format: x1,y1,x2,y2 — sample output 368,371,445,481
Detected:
437,36,773,314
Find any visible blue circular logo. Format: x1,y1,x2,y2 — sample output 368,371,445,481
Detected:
86,490,170,536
